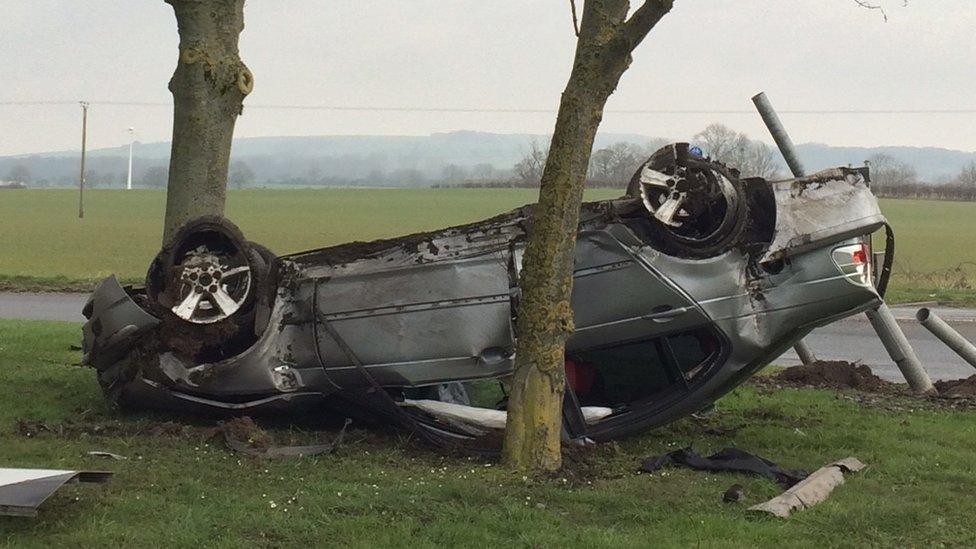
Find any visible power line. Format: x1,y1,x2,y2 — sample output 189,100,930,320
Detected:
1,99,975,115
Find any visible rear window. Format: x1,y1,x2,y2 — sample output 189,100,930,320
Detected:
667,330,720,380
567,328,721,410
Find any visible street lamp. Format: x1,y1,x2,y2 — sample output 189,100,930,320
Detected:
126,127,135,190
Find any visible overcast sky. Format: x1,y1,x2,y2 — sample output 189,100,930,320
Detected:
1,0,973,156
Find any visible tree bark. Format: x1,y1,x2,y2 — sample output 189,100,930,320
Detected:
162,0,252,244
503,0,674,472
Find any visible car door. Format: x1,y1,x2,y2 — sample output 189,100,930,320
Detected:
566,228,710,351
557,227,721,439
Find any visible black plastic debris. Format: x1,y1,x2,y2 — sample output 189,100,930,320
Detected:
639,447,807,488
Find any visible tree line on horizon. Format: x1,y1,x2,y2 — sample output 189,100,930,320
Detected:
5,122,976,199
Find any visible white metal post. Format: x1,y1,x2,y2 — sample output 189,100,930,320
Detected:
126,127,134,190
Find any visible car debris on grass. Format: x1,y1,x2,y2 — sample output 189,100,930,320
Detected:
0,468,111,518
748,457,867,518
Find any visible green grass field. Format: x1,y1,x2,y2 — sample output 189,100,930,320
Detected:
2,319,976,546
1,190,974,303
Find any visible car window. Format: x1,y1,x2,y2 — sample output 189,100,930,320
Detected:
568,339,675,408
667,329,720,381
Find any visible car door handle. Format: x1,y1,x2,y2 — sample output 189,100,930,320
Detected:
643,305,689,323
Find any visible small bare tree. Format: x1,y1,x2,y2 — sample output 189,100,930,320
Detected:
503,0,675,472
229,160,255,189
694,123,749,165
694,123,781,179
746,142,782,180
144,166,169,189
868,153,918,190
5,164,31,184
588,142,644,184
162,0,253,243
955,161,976,187
513,141,549,186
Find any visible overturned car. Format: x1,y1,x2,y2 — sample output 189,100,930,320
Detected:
82,144,890,444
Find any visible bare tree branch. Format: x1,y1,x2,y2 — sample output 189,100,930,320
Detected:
853,0,908,22
568,0,580,37
852,0,888,22
620,0,675,47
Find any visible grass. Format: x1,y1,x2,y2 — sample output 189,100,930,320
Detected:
1,190,974,303
3,319,976,546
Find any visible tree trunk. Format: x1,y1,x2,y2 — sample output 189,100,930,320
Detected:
162,0,252,244
503,0,674,472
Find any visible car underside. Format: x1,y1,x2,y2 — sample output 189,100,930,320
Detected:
82,143,891,445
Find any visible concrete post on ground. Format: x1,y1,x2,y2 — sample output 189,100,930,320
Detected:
866,303,934,393
792,340,817,366
917,308,976,370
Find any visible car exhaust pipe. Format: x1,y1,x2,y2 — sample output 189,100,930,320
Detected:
917,308,976,370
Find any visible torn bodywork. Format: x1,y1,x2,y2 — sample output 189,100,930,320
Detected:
82,143,889,444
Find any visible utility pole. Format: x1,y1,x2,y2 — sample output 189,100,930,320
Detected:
78,101,89,219
126,127,134,190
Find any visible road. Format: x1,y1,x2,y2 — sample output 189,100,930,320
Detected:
0,292,90,323
2,292,975,381
778,307,976,382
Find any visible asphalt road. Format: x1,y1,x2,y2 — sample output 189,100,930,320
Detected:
0,292,90,323
778,307,976,382
2,292,975,382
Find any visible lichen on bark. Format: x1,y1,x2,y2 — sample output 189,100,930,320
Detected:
502,0,675,472
162,0,251,244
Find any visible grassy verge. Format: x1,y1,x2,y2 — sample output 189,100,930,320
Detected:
2,319,975,546
883,287,976,308
0,275,142,293
2,191,974,305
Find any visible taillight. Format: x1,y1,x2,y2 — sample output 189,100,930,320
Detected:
832,241,872,286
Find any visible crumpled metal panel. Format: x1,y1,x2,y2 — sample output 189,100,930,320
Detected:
566,230,709,351
313,253,515,387
81,275,160,371
0,468,111,517
761,167,885,263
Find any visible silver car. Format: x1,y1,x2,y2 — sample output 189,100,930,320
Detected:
82,143,889,443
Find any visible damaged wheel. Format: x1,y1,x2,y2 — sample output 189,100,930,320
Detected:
147,217,273,354
627,143,748,258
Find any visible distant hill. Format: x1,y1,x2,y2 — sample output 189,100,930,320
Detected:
794,143,974,183
2,131,973,187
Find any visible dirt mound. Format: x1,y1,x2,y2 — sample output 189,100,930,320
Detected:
773,361,892,393
935,375,976,398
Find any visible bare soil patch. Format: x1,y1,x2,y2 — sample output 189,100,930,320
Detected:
772,361,892,393
750,362,976,412
935,375,976,398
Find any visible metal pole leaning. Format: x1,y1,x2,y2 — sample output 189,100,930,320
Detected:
917,308,976,370
751,92,816,365
752,91,933,391
866,303,934,393
752,93,806,177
